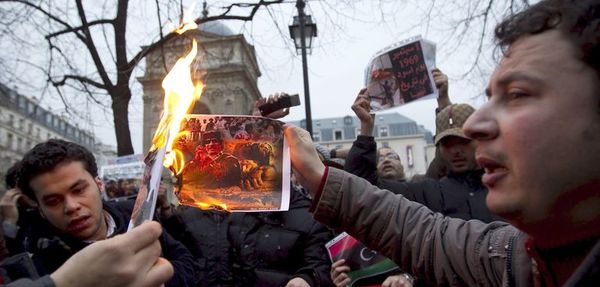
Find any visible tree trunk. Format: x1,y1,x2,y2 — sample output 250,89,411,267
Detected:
111,88,134,156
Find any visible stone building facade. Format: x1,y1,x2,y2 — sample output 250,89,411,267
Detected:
0,84,99,191
138,21,262,151
289,113,436,178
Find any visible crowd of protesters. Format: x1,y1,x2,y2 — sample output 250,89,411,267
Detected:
0,0,598,286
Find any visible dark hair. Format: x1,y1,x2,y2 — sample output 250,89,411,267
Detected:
495,0,600,75
17,139,98,200
4,161,22,189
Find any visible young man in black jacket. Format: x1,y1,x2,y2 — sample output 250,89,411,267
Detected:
16,139,200,287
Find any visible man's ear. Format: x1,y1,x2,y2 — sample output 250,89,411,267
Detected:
94,177,104,194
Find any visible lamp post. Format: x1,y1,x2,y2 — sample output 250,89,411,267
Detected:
289,0,317,136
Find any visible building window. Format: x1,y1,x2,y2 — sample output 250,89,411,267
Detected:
7,133,13,149
344,116,353,125
47,132,51,140
313,131,321,142
406,145,414,167
332,120,337,125
19,119,24,130
379,126,389,137
17,137,22,152
28,123,32,133
18,97,26,109
316,120,321,127
8,114,14,126
36,127,40,138
382,142,390,148
334,129,343,141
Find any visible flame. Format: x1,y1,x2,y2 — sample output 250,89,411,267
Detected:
193,198,228,211
175,3,198,35
151,5,231,212
151,7,202,176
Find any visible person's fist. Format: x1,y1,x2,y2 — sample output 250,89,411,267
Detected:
330,259,351,287
382,274,414,287
283,125,325,195
431,68,448,99
285,277,310,287
351,88,372,124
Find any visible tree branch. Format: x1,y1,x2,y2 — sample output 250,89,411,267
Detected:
125,0,284,73
45,19,114,39
74,0,113,90
51,74,107,89
0,0,87,40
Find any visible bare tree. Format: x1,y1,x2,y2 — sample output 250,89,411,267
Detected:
0,0,530,155
0,0,283,155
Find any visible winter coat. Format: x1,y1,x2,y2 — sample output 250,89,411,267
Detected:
27,201,200,287
345,135,503,223
162,207,234,287
228,188,334,287
312,167,600,286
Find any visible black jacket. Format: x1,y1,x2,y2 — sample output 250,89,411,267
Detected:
345,135,503,223
228,188,334,287
162,207,234,287
27,201,200,287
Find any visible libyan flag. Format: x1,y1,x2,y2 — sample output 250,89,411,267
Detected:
327,233,399,286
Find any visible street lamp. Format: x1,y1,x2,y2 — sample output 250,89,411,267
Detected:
289,0,317,136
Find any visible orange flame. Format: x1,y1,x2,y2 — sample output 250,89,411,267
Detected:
151,8,202,176
154,6,231,211
192,198,229,211
175,3,198,34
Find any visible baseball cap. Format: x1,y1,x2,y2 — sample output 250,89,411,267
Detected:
434,104,475,145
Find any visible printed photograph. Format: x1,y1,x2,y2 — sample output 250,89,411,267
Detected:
173,115,290,212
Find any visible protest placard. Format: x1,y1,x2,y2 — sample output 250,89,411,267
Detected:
365,36,437,111
100,160,145,200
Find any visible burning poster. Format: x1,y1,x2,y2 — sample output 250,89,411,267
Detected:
127,146,168,231
365,36,437,111
173,115,290,212
326,232,400,287
128,8,202,230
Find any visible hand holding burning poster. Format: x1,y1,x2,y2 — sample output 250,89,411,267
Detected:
173,115,290,212
365,36,437,111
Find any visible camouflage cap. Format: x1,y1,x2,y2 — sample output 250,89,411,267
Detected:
434,103,475,145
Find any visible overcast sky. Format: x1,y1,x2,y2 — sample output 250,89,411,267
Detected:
120,0,502,154
4,0,512,154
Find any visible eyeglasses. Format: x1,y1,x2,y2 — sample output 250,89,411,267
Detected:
202,138,220,145
378,153,400,162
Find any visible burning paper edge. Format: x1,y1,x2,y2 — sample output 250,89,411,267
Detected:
126,143,168,231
